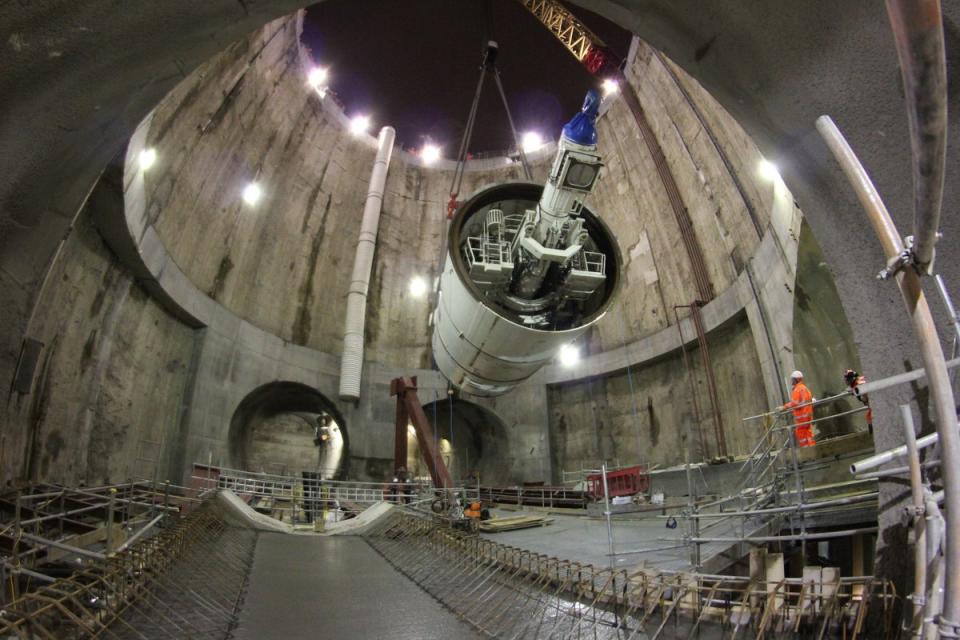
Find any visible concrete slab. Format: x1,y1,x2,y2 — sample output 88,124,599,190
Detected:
234,533,483,640
481,508,758,574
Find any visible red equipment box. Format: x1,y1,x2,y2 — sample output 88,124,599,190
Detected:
586,465,649,499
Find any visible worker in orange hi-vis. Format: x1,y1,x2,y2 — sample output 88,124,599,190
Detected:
780,370,816,447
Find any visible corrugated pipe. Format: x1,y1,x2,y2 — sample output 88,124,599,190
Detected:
339,127,396,400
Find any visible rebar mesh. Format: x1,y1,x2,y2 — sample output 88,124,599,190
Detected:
363,510,898,639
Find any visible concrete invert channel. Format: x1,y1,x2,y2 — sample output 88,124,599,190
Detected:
234,533,483,639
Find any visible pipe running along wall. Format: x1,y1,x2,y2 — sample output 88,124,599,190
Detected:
339,127,396,400
816,115,959,640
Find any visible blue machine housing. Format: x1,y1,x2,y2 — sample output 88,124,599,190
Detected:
561,90,600,147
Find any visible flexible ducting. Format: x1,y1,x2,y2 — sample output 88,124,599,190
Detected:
339,126,395,400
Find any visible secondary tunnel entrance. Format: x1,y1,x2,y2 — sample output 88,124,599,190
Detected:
228,381,349,479
413,398,510,486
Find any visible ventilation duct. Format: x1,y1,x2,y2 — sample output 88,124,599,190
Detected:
339,126,396,400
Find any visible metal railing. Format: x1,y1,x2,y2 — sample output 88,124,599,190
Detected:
1,480,202,593
190,465,485,524
191,465,596,523
475,485,587,509
560,458,624,485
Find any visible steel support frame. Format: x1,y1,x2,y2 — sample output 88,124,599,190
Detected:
390,376,453,489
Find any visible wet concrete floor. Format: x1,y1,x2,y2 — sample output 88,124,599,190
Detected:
234,533,483,639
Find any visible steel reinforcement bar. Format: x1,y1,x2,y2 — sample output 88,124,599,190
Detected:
0,498,256,639
363,510,898,639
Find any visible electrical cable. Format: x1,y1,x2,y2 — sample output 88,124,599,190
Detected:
448,386,454,479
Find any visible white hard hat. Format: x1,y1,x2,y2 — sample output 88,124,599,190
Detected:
791,370,804,380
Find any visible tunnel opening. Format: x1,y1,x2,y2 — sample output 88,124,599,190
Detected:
228,381,349,479
414,398,510,486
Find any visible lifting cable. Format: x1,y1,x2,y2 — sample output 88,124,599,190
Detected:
446,2,532,219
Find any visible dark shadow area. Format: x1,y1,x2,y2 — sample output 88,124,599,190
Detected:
301,0,630,152
419,398,510,485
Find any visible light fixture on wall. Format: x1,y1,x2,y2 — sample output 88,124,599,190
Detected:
409,275,427,297
558,343,580,368
349,115,370,136
242,181,262,206
139,148,157,171
521,131,543,153
758,159,780,182
420,143,441,165
307,67,328,89
601,78,619,97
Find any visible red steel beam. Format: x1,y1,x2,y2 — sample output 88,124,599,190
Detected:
390,377,453,489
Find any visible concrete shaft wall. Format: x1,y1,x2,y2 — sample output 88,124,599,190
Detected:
3,11,853,491
0,0,956,597
142,15,549,368
587,41,768,347
544,39,860,473
3,197,196,486
549,313,767,478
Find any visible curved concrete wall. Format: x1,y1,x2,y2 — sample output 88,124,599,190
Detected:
0,0,956,596
1,10,848,489
1,184,196,487
140,15,552,367
138,17,785,366
128,15,822,481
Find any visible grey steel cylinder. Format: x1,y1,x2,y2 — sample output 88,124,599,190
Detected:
432,182,620,396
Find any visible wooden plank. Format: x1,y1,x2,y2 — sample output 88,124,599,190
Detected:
478,515,553,532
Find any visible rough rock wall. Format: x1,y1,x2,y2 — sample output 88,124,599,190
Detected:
1,205,195,487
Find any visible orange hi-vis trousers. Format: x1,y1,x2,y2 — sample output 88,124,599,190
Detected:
794,423,816,448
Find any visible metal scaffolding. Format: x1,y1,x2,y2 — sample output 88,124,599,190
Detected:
0,494,254,639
